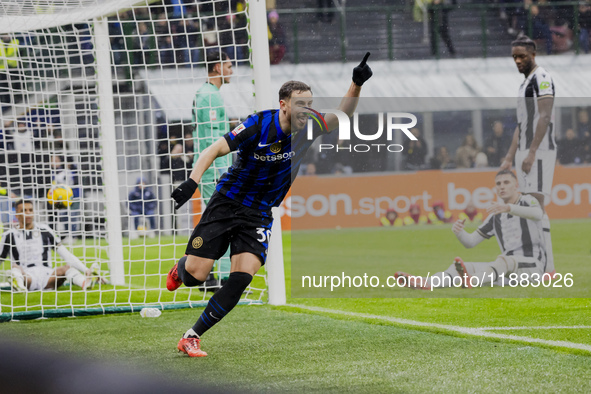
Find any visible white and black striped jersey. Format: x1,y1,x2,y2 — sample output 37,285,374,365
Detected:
477,195,545,262
516,66,556,151
0,224,59,269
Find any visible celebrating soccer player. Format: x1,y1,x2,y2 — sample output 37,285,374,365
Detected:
500,35,557,277
395,170,546,290
167,53,373,357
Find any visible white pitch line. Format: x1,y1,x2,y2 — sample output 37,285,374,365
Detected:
480,326,591,331
287,304,591,353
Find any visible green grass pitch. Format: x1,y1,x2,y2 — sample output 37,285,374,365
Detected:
0,219,590,392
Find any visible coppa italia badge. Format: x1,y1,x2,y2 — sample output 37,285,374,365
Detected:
304,107,418,153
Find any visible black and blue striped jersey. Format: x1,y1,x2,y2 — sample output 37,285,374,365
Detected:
219,109,322,211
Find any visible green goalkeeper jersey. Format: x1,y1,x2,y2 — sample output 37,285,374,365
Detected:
192,82,231,181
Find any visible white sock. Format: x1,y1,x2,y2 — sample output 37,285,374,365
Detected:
66,268,87,290
183,328,199,339
541,214,555,273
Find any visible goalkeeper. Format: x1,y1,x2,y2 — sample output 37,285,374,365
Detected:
191,51,233,290
2,199,101,292
395,170,546,290
167,53,373,357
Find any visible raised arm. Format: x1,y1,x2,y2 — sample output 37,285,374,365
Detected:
324,52,373,131
452,219,486,249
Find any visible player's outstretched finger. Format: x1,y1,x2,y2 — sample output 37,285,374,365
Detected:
359,52,371,67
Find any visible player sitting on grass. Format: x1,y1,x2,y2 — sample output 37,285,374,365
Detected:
167,53,373,357
395,170,546,290
1,199,101,292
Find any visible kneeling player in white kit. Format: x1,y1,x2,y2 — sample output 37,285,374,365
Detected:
1,199,100,292
396,170,546,290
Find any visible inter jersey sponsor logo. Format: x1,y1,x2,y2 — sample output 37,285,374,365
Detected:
253,151,295,162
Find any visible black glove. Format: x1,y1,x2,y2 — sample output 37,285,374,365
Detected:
352,52,373,86
171,178,198,210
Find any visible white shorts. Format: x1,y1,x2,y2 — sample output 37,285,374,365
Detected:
515,149,556,197
25,266,54,291
507,256,545,277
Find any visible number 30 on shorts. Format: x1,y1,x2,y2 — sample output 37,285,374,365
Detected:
256,228,272,243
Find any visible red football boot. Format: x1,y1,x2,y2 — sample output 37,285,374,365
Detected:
454,257,472,288
166,263,182,291
177,337,207,357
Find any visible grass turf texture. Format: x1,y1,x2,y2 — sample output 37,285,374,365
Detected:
0,219,589,392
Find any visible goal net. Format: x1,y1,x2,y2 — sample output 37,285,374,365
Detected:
0,0,275,321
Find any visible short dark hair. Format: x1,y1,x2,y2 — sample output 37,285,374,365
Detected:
496,169,517,180
14,199,33,210
511,35,536,52
206,51,230,73
278,80,312,101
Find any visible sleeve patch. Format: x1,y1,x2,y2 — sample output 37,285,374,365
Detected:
209,109,217,121
231,124,246,136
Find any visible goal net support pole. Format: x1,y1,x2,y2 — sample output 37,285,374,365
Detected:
249,0,287,306
94,16,125,286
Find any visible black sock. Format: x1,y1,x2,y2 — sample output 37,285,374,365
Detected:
177,256,204,287
192,271,253,337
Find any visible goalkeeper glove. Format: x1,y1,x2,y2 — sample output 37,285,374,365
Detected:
352,52,373,86
171,178,198,209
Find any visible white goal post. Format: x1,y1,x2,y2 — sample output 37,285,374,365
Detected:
0,0,285,321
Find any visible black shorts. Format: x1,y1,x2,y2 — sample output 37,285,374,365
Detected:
186,192,274,265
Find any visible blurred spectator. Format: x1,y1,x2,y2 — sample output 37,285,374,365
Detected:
268,10,286,65
403,204,428,225
580,2,591,54
137,22,155,65
171,20,190,65
428,0,456,57
202,21,219,48
170,0,187,19
474,152,488,168
108,21,125,65
578,108,591,162
170,143,192,182
558,128,583,164
158,36,175,65
484,121,511,167
0,34,20,105
518,1,553,54
428,200,453,224
380,209,403,227
332,162,353,175
317,0,335,23
506,0,526,36
158,141,171,172
430,146,455,169
403,128,428,170
458,201,483,224
455,134,480,169
12,120,34,153
303,163,317,176
184,132,194,160
128,177,157,237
